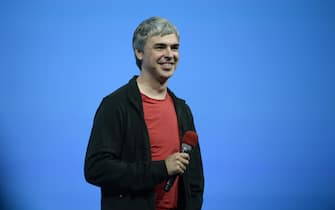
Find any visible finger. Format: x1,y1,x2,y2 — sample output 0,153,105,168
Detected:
178,164,185,173
180,153,190,160
179,158,189,166
178,162,188,171
176,153,189,162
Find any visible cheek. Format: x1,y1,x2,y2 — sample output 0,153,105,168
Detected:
174,54,179,61
155,54,167,61
145,53,159,63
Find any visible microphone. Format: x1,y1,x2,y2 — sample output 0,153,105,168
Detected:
164,131,198,192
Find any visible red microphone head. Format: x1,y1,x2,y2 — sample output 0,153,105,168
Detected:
182,131,198,147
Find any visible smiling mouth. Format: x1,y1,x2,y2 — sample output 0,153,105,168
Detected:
160,63,174,68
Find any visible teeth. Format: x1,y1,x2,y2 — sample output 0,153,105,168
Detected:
161,63,172,68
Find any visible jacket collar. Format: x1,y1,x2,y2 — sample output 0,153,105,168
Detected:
126,75,185,112
126,76,143,113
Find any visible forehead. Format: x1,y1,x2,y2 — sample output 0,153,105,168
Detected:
146,33,179,45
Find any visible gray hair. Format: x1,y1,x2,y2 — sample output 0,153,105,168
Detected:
132,16,180,70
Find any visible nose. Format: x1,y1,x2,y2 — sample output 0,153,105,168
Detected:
164,47,173,58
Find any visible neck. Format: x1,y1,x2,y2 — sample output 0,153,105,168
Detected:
136,73,168,100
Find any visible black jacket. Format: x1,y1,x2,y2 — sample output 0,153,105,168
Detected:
84,76,204,210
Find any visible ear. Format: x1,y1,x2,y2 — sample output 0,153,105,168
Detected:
135,49,143,61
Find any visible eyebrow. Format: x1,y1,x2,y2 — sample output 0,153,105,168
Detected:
153,43,180,48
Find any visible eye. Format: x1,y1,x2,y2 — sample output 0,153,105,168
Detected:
154,44,166,50
171,45,179,51
170,43,179,51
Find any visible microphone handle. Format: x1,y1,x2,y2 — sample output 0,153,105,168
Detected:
164,176,176,192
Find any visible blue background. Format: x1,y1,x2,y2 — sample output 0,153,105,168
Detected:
1,0,335,210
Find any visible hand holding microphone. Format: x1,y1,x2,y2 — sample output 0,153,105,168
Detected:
164,131,198,192
165,152,190,175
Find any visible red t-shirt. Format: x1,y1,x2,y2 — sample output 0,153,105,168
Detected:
141,92,180,210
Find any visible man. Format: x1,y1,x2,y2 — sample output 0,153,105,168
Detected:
84,16,204,210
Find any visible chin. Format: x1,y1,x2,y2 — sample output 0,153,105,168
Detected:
162,67,176,73
158,72,174,82
162,70,175,77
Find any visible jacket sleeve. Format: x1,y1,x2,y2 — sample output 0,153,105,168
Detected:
185,104,204,210
84,98,169,193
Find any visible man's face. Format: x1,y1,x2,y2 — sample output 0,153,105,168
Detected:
136,33,179,82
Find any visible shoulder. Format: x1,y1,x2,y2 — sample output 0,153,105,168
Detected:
168,89,195,116
167,88,197,132
101,76,138,106
95,80,136,117
168,88,194,117
103,83,129,105
167,88,185,104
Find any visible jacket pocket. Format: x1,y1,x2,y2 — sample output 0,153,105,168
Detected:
101,194,130,210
